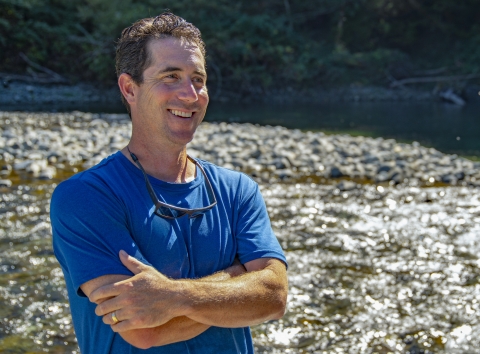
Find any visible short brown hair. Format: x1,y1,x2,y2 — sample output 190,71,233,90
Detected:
115,12,206,115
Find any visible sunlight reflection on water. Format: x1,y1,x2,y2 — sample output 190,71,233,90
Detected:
2,179,480,353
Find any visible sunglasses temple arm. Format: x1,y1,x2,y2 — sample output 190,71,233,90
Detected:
196,164,217,204
132,158,163,206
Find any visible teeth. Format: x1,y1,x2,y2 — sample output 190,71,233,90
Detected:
170,110,192,118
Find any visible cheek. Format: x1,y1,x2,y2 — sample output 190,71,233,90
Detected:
200,91,209,106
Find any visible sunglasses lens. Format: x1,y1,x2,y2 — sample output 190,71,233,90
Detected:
189,211,205,218
156,206,186,219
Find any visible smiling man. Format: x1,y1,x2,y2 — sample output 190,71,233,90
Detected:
50,12,288,353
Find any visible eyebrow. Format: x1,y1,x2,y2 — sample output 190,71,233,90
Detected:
156,66,206,77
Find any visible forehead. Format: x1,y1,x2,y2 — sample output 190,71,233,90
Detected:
145,37,205,73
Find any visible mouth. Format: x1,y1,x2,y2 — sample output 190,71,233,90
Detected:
168,109,193,118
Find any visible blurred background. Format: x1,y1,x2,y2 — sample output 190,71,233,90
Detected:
1,0,480,93
1,1,480,353
1,0,480,156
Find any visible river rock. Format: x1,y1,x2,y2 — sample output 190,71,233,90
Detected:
337,180,357,191
0,164,12,176
0,179,12,187
0,111,479,187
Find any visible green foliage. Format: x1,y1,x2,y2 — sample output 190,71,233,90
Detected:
0,0,89,80
0,0,479,92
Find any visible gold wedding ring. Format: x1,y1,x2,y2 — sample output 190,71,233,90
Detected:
111,311,119,325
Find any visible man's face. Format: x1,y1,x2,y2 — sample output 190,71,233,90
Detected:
130,37,209,148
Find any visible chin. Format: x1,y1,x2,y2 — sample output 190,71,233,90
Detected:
169,132,196,146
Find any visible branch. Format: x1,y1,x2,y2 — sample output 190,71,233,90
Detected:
0,72,67,84
390,73,480,88
413,67,447,77
19,52,67,83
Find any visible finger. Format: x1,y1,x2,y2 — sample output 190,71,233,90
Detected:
119,250,149,275
110,319,136,332
110,316,170,333
90,283,122,304
95,296,121,317
103,310,123,325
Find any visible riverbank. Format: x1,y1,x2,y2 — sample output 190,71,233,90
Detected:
2,111,480,353
1,82,480,109
1,111,479,189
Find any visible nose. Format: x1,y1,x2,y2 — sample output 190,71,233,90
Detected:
177,80,198,103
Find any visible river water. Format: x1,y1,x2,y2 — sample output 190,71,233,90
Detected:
1,103,480,353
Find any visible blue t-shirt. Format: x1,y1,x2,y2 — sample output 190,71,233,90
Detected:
51,151,286,354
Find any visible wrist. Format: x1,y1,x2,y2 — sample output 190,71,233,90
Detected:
172,279,195,317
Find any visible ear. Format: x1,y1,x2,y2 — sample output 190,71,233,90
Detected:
118,73,138,106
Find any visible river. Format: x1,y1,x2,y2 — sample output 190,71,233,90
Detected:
0,102,479,353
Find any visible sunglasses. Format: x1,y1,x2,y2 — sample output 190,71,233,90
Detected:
127,147,217,219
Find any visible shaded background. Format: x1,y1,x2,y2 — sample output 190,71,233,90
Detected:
1,0,480,157
2,2,480,353
1,0,480,98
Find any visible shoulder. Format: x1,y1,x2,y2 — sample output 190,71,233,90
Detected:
51,152,124,205
194,159,262,208
196,158,258,190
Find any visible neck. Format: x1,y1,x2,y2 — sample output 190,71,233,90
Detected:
122,141,195,183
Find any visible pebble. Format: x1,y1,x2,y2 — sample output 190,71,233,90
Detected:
0,164,11,176
0,179,12,187
0,111,479,187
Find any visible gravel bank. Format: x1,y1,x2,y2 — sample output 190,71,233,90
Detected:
0,111,479,188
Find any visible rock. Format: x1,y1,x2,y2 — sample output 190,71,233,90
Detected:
439,88,466,106
26,160,48,175
0,112,479,187
0,164,12,176
377,165,392,173
273,157,291,170
39,166,56,179
375,171,390,183
13,161,32,170
0,179,12,187
337,180,357,191
275,169,294,180
330,167,343,178
441,174,456,184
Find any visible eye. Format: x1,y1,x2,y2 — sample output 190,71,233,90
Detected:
162,74,179,82
193,77,206,85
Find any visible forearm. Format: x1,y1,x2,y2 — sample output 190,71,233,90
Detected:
90,255,285,337
178,259,287,328
197,258,246,282
119,316,209,349
116,260,247,348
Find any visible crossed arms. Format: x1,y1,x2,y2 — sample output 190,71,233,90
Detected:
81,250,288,349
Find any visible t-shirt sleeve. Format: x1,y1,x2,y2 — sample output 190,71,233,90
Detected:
234,175,287,267
51,177,136,297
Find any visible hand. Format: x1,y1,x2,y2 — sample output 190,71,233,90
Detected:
89,250,187,332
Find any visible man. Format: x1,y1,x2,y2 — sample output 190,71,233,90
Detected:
51,12,288,353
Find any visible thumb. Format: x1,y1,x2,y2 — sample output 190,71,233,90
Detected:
119,250,149,275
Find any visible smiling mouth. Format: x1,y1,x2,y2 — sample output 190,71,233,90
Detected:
169,109,193,118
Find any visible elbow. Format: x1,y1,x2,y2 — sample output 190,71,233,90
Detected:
122,338,154,350
119,330,157,350
268,286,288,321
273,293,288,320
266,270,288,321
133,342,153,350
272,303,287,320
